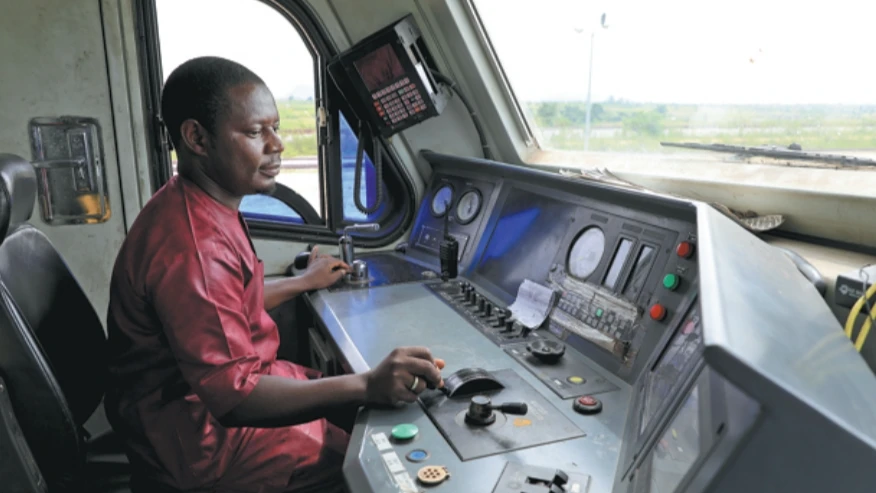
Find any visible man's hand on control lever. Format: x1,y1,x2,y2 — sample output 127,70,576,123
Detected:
363,347,446,406
302,246,350,290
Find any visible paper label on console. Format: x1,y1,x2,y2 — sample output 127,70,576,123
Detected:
371,432,392,451
394,472,418,492
382,451,406,474
508,279,557,329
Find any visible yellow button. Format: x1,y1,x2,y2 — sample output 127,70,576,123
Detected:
567,376,585,384
513,418,532,427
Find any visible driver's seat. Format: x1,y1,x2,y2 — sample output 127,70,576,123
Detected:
0,153,126,491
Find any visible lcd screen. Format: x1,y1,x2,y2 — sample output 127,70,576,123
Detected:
624,245,657,300
640,303,703,435
603,238,633,290
354,43,405,92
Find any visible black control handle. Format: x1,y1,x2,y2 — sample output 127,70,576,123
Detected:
494,402,528,415
286,246,315,277
293,250,312,271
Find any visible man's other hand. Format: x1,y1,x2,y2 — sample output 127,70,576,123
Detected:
302,246,350,290
364,347,444,406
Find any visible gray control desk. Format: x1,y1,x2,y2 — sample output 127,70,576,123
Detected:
308,280,629,493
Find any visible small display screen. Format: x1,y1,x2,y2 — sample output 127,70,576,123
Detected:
625,245,657,299
640,303,703,435
649,386,701,493
354,43,405,92
603,238,633,290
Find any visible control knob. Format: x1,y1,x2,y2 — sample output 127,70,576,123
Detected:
527,339,566,364
465,395,528,426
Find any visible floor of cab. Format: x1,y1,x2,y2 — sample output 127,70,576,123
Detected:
85,432,132,492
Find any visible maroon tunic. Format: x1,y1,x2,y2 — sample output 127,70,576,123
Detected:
105,175,348,492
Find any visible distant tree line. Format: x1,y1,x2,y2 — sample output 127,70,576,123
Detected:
529,101,668,137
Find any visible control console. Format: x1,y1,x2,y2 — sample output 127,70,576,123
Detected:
428,279,621,400
420,368,585,461
322,152,876,493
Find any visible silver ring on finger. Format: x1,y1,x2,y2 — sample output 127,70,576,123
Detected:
409,375,419,392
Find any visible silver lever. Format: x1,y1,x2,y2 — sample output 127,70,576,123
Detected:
339,223,380,266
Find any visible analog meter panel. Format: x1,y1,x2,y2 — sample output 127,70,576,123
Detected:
568,227,606,279
412,176,496,270
431,184,454,217
455,189,482,224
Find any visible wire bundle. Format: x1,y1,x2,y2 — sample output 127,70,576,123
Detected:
844,266,876,351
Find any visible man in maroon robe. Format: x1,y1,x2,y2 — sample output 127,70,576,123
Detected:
105,56,442,493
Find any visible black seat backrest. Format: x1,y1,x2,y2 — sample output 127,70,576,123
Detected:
0,153,107,489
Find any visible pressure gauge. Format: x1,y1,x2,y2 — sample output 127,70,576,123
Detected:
456,190,482,224
568,227,606,279
431,185,454,216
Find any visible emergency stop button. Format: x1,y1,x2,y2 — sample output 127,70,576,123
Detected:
650,304,667,321
573,395,603,414
676,241,695,259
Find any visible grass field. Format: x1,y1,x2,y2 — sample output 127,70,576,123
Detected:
272,98,876,157
525,101,876,153
277,99,318,158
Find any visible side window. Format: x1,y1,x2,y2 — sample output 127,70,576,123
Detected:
339,111,388,223
156,0,319,224
150,0,411,238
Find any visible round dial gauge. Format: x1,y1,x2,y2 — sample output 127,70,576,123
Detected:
568,227,606,279
431,185,454,216
456,190,482,224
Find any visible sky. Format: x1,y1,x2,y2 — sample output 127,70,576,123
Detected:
156,0,876,105
156,0,315,100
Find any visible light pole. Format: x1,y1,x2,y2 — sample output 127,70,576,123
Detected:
583,13,608,151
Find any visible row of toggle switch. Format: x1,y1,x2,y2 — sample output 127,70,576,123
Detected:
455,282,525,335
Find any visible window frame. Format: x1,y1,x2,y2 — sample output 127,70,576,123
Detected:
135,0,415,248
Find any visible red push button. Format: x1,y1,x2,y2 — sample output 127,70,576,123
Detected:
676,241,695,259
573,395,603,414
578,396,597,406
650,304,667,321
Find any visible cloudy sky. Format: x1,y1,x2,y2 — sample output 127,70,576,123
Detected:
157,0,874,105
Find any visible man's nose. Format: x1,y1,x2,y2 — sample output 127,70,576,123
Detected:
266,128,285,155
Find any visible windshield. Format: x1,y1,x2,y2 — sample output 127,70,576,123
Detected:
471,0,876,164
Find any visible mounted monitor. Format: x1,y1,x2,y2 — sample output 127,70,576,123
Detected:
328,14,450,138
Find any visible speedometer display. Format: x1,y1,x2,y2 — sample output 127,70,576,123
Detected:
456,189,482,224
431,185,454,216
568,227,606,279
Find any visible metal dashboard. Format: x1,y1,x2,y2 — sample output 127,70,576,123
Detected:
303,151,876,493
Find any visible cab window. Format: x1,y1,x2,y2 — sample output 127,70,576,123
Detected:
147,0,408,239
470,0,876,162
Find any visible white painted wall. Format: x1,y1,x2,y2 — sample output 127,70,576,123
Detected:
0,0,129,326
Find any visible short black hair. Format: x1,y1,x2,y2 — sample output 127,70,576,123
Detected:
160,56,265,150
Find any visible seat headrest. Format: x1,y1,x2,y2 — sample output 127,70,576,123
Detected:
0,154,37,234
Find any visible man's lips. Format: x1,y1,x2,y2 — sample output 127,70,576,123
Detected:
260,164,281,177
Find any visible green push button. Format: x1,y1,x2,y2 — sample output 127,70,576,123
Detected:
663,274,680,290
595,308,604,318
391,424,419,441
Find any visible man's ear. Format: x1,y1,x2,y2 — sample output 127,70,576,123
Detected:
180,119,211,158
